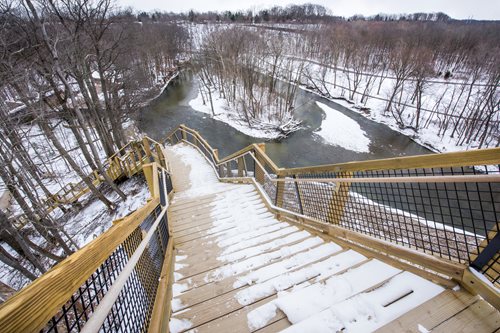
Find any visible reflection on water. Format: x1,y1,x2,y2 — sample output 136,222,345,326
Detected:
138,72,431,168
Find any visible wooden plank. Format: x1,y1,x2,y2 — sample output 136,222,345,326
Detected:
175,246,346,310
174,221,284,253
327,171,352,224
170,192,260,215
149,239,175,333
461,268,500,310
0,198,160,333
173,224,237,245
255,318,291,333
175,234,312,279
191,296,282,333
280,147,500,175
184,259,388,332
174,226,298,275
171,214,231,233
170,199,264,223
375,289,479,332
431,299,500,333
175,242,331,290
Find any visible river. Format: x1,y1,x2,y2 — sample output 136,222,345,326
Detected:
138,72,431,168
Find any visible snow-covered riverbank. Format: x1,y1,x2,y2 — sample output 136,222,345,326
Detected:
189,87,300,140
280,57,499,154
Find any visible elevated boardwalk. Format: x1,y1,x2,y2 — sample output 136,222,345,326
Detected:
0,127,498,333
165,143,500,333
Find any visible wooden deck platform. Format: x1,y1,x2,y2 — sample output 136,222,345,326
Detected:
165,143,500,333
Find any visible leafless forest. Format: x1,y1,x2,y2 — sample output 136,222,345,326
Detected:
0,0,187,284
191,13,499,147
0,1,499,287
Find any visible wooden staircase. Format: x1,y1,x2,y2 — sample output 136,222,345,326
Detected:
165,143,500,333
0,126,498,333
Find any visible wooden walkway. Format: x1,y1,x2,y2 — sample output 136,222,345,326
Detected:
165,143,500,333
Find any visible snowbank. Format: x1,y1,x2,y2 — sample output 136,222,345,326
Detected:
315,101,371,153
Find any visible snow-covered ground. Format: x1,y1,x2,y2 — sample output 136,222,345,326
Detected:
278,56,499,154
189,86,297,140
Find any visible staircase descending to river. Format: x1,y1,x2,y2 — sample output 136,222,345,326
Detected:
0,125,499,332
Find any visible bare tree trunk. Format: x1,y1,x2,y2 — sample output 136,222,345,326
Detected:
40,121,115,209
0,246,37,281
0,211,46,274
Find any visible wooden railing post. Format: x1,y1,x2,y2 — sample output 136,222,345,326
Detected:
255,143,266,184
129,151,139,173
143,163,160,198
113,157,123,179
327,172,353,224
237,157,245,177
181,126,187,141
142,138,153,162
275,176,285,208
134,142,144,164
155,144,166,168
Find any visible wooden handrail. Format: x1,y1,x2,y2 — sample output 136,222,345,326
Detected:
273,174,500,184
0,198,160,333
165,125,500,176
280,147,500,175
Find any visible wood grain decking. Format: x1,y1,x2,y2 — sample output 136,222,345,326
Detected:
165,143,500,333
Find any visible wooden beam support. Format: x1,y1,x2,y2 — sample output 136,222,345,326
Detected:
327,172,352,224
461,268,500,311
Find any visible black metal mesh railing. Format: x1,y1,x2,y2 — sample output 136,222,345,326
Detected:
42,204,169,333
276,167,500,287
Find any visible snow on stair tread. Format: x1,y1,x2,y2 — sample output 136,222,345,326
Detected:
173,245,348,311
175,232,315,278
279,272,444,333
180,226,301,266
245,259,403,331
170,189,260,212
174,218,281,247
176,220,287,252
170,242,345,328
173,240,329,297
170,197,263,220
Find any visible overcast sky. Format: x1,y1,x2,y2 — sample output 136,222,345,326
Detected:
116,0,500,20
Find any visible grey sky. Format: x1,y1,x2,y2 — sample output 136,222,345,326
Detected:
116,0,500,20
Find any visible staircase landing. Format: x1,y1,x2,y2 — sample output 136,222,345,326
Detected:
164,143,500,333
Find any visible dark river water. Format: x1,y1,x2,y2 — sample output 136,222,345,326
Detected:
138,72,431,168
